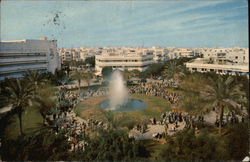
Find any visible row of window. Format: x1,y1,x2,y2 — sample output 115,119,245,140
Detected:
97,59,152,62
0,62,47,67
190,68,247,74
99,65,149,68
0,53,47,58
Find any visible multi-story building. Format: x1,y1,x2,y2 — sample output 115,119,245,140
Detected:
167,48,195,59
185,58,249,76
95,50,154,75
0,37,61,80
198,47,248,64
58,47,100,62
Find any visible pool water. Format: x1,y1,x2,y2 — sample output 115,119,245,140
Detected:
99,98,147,112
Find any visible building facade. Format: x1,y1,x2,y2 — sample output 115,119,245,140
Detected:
95,50,154,75
0,37,61,80
185,58,249,76
57,47,101,62
197,47,249,64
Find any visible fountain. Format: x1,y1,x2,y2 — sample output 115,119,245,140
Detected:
100,70,147,112
108,70,129,110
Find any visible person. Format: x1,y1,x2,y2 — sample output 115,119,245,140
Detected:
195,126,199,134
215,119,219,127
153,117,156,125
241,115,245,123
165,123,168,133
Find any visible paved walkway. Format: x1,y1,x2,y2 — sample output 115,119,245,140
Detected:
203,111,217,124
129,121,186,140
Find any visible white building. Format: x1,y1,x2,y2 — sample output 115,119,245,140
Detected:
185,58,249,76
58,47,100,62
95,50,154,75
198,47,249,64
0,37,61,80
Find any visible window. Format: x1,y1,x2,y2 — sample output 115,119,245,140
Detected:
235,56,238,59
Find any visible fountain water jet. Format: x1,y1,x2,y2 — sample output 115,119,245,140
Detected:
99,70,147,111
108,70,129,110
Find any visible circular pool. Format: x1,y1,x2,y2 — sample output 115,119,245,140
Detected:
99,98,147,112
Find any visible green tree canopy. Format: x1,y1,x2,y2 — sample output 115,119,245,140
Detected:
102,66,113,80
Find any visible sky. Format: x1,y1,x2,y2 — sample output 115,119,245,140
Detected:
0,0,248,48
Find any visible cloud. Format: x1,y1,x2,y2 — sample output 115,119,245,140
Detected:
0,0,248,47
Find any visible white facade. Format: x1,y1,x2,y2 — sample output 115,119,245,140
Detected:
58,47,101,62
0,37,61,80
185,58,249,76
95,50,154,75
198,47,249,64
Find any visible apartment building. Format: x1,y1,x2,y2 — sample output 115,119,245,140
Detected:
58,47,101,62
95,49,154,75
0,37,61,80
198,47,248,64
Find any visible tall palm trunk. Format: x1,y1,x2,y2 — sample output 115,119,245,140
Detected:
219,104,224,135
18,107,24,135
41,113,46,125
78,79,81,92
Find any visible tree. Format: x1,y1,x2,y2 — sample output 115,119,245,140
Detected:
158,129,229,161
102,66,113,80
122,69,133,81
70,71,84,91
139,63,165,79
162,60,185,84
81,129,149,161
84,56,95,67
45,70,69,86
200,75,246,135
4,79,35,135
82,72,94,87
34,85,57,125
180,73,211,120
1,129,69,161
24,70,48,90
224,123,249,160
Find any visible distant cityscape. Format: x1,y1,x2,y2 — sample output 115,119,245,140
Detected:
0,37,248,80
1,0,249,161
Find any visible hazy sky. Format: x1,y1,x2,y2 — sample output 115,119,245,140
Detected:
0,0,248,48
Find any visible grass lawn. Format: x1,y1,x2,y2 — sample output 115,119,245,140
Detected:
74,93,172,127
3,93,171,139
3,106,43,140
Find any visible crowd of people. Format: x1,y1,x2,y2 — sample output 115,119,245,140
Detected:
55,79,247,144
215,110,247,127
128,80,183,105
80,87,108,100
46,108,109,152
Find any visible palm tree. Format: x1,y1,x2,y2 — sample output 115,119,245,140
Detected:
34,85,57,125
24,70,47,90
5,79,35,135
82,72,94,87
200,75,246,135
70,71,84,91
162,60,185,85
34,97,56,125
